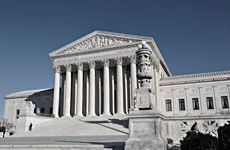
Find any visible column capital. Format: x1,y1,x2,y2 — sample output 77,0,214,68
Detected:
129,55,136,64
88,61,96,69
116,57,123,65
102,59,110,67
65,64,72,72
77,62,83,70
54,65,61,73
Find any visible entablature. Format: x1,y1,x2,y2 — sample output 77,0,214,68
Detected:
160,71,230,86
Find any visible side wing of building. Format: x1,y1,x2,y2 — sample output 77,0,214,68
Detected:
159,71,230,142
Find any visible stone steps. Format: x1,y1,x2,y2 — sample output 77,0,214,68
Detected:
0,145,114,150
14,116,129,137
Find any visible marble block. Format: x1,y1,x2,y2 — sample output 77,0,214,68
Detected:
125,111,167,150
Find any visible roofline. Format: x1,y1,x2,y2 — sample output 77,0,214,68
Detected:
5,88,53,99
49,30,153,57
160,70,230,86
48,30,172,75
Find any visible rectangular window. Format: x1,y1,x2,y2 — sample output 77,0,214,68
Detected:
206,97,214,109
165,100,172,111
40,108,45,113
192,98,199,110
16,109,20,119
221,96,229,109
179,99,185,111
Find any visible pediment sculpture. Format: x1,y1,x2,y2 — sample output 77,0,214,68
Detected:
55,34,140,56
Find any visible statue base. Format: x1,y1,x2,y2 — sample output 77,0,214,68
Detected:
125,110,167,150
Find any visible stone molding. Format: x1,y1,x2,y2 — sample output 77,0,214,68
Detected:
53,45,137,66
160,70,230,85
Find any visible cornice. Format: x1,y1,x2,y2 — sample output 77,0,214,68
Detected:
52,42,140,59
163,114,230,121
49,30,153,57
160,70,230,86
53,43,139,66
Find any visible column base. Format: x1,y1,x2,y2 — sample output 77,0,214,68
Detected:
114,113,125,117
52,114,60,118
62,114,71,118
73,115,84,118
86,114,97,118
101,113,111,118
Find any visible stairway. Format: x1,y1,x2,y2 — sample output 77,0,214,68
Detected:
14,116,129,137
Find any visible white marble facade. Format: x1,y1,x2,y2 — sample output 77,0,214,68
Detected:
4,31,230,142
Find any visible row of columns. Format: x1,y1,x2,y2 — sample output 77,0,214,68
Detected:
52,56,137,117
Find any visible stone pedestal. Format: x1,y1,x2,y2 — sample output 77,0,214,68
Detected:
125,110,167,150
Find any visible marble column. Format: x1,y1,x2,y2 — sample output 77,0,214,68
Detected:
77,63,83,116
130,55,137,108
116,58,124,115
103,59,110,115
53,66,61,118
111,70,115,115
89,61,96,116
63,64,72,117
86,71,89,115
124,68,128,114
74,72,78,116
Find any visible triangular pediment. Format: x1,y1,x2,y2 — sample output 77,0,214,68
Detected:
49,30,153,57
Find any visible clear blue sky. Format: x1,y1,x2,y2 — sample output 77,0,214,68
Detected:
0,0,229,118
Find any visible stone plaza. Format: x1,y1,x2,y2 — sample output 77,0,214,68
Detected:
2,31,230,149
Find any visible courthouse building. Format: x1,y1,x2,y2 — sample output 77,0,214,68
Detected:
4,31,230,142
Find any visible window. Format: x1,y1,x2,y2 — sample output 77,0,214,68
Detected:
206,97,214,109
40,108,45,113
192,98,199,110
179,99,185,111
16,109,20,119
165,100,172,111
221,96,229,109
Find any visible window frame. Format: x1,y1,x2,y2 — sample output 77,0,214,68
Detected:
221,96,229,109
192,98,199,110
16,109,20,119
206,97,214,109
165,99,172,112
179,99,186,111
